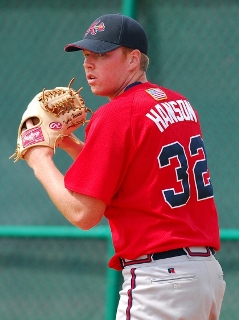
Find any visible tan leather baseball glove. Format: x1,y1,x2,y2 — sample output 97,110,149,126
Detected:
9,78,92,162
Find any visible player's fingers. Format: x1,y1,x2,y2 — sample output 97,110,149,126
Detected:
25,118,34,128
21,118,34,133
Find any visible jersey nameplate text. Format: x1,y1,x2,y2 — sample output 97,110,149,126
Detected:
146,99,197,132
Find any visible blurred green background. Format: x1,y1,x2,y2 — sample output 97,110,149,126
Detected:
1,0,238,319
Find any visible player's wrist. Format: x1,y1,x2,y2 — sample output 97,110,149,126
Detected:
24,146,53,170
58,135,84,159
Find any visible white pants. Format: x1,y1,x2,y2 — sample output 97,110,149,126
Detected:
116,249,226,320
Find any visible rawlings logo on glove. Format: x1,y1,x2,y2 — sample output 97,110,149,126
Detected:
9,78,93,162
21,127,45,148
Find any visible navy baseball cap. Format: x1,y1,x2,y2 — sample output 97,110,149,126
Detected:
64,13,148,55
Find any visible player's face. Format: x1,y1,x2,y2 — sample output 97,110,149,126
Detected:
83,48,134,100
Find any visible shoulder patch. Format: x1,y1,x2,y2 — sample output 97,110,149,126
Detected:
145,88,167,101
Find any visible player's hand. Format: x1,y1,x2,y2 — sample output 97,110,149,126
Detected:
58,133,80,150
22,118,54,169
58,134,85,160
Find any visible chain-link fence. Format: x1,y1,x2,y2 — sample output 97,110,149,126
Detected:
0,237,107,320
1,0,239,319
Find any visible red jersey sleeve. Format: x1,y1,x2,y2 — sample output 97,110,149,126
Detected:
64,92,136,205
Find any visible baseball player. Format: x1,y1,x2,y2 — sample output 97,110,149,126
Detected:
23,13,225,319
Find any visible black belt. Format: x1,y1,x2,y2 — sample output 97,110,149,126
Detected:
121,247,215,268
152,248,187,260
152,247,215,260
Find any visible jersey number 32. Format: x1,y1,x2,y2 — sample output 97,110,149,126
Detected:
158,135,214,208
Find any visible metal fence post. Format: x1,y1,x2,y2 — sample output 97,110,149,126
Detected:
105,237,122,320
121,0,137,18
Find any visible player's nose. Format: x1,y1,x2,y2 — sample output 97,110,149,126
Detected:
83,54,96,69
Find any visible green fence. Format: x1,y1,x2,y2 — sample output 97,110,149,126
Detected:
0,226,119,320
0,226,238,319
1,0,239,319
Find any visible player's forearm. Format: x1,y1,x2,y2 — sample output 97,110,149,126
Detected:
32,157,88,228
24,146,105,229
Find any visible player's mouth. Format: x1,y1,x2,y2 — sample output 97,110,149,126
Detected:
87,74,97,85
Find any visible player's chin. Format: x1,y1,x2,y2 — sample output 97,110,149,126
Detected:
90,86,108,97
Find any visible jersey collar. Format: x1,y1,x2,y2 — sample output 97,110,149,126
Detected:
124,81,142,91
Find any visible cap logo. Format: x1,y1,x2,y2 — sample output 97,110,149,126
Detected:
85,20,105,36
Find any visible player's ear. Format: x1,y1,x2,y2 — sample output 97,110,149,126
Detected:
128,49,141,70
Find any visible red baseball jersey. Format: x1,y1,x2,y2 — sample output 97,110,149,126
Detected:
64,82,220,270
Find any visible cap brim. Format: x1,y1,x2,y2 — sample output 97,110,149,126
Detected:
64,39,121,54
